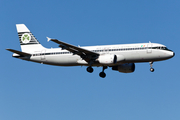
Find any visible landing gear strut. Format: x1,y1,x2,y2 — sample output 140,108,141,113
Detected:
99,66,108,78
149,61,154,72
87,61,94,73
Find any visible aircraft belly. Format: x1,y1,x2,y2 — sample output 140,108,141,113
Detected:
49,55,78,65
31,55,79,66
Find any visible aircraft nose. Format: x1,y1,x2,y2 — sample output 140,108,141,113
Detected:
170,51,175,58
173,52,175,57
166,51,175,59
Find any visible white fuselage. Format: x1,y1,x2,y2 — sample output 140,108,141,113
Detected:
19,42,174,67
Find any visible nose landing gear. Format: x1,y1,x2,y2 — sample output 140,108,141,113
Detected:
150,68,154,72
149,61,154,72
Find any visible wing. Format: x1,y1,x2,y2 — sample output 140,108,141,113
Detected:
48,38,99,62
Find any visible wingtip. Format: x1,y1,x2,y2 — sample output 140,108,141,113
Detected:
47,37,51,42
6,48,11,51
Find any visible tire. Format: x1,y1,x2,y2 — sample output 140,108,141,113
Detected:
87,67,93,73
150,68,154,72
99,72,106,78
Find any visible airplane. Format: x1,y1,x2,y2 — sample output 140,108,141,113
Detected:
6,24,175,78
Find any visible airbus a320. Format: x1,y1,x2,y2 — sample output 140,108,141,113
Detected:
7,24,175,78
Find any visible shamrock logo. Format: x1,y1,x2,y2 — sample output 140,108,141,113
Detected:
23,35,30,41
21,33,31,43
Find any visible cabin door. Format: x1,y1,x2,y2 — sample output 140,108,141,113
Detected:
147,43,152,53
41,50,46,60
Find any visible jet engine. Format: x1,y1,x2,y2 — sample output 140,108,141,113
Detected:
112,63,135,73
98,54,117,64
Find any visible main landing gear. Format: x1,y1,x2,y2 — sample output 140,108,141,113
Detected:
86,66,108,78
99,66,107,78
149,61,154,72
87,66,93,73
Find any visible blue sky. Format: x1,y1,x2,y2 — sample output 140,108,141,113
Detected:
0,0,179,120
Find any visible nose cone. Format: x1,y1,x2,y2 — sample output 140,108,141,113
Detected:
164,51,175,59
173,52,175,57
169,51,175,58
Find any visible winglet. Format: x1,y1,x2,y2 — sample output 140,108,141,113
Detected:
47,37,51,42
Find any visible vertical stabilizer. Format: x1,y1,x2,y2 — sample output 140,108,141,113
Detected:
16,24,46,53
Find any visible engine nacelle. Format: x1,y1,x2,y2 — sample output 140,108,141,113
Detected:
98,54,117,64
112,63,135,73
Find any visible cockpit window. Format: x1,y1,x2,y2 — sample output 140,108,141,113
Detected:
161,47,166,50
152,46,172,51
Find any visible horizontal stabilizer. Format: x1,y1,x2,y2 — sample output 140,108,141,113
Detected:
6,49,31,56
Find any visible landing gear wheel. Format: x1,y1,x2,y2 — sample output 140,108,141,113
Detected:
99,66,108,78
99,72,106,78
149,61,155,72
150,68,154,72
87,67,93,73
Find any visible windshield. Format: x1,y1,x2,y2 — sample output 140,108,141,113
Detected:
152,46,172,51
